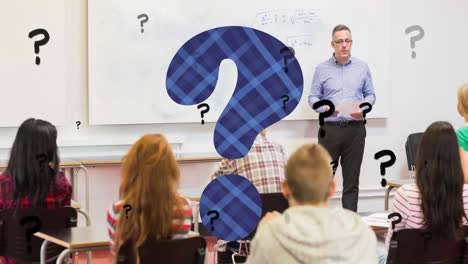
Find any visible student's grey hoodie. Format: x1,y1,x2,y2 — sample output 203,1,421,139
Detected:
246,206,378,264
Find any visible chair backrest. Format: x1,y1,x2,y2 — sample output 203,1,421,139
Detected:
462,226,468,264
0,207,77,263
117,236,207,264
244,192,289,239
386,228,465,264
405,132,424,174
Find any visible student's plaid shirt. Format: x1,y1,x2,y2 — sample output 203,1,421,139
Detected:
0,172,72,264
211,135,286,193
0,172,72,209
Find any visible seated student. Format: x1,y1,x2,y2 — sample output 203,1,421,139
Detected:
211,129,286,263
246,143,377,264
107,134,193,261
385,121,468,256
211,129,286,193
456,84,468,183
0,118,72,264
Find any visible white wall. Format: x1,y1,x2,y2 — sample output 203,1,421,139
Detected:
1,0,468,230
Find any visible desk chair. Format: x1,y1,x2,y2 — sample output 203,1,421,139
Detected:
0,207,78,263
116,237,206,264
405,132,423,178
386,227,467,264
222,192,289,264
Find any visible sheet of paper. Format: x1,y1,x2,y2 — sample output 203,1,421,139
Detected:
362,212,391,227
336,101,362,115
362,216,390,227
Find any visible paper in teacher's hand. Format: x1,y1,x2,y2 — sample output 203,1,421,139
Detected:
336,101,362,115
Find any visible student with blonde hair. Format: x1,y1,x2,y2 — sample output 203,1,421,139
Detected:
457,83,468,183
106,134,192,263
246,143,377,264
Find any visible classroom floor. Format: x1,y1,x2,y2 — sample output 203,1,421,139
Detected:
75,237,218,263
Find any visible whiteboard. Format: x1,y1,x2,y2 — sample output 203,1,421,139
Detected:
88,0,390,125
0,0,66,127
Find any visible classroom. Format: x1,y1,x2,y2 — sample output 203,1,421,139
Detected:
1,0,467,263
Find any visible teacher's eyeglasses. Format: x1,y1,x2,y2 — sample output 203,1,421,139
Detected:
333,39,353,45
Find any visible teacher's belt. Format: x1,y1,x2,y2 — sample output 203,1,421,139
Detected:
324,120,364,127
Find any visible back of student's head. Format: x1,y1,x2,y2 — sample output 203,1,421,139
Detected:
285,144,333,204
115,134,184,259
6,118,59,206
457,84,468,116
416,121,466,239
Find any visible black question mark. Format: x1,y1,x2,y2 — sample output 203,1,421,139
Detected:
76,121,81,129
207,210,219,231
28,29,50,65
281,95,290,110
20,216,42,254
279,47,295,73
388,212,402,231
330,161,338,175
123,204,132,219
197,103,210,125
137,14,149,33
312,100,335,138
374,150,396,187
359,102,372,124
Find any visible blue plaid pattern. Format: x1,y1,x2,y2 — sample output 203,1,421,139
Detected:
200,174,261,241
166,26,303,159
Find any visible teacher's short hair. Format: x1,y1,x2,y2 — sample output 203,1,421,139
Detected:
285,144,333,204
332,24,351,37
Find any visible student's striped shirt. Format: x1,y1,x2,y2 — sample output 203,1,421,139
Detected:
106,197,193,250
385,183,468,250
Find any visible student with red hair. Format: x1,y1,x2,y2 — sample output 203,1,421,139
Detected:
106,134,192,263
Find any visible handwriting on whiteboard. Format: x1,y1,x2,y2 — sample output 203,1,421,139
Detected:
287,35,313,48
253,9,319,26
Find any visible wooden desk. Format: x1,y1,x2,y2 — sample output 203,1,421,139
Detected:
76,153,221,166
384,179,415,210
36,226,109,264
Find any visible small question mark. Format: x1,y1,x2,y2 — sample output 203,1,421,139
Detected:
28,28,50,65
197,103,210,125
76,121,81,129
137,14,149,33
405,25,425,59
388,212,402,232
312,100,335,138
123,204,132,219
374,149,396,187
20,216,42,254
279,46,295,73
207,210,220,231
330,160,338,175
166,26,303,159
359,102,372,124
281,95,289,110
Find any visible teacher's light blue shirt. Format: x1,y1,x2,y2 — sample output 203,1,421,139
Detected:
308,54,376,122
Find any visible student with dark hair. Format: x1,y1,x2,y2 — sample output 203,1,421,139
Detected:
0,118,71,263
386,121,468,249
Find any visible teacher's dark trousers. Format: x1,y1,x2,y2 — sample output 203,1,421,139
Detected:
318,121,366,212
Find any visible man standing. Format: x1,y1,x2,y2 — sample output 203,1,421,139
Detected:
308,24,376,212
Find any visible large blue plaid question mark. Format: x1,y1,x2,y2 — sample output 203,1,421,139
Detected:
200,174,261,241
166,26,303,159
